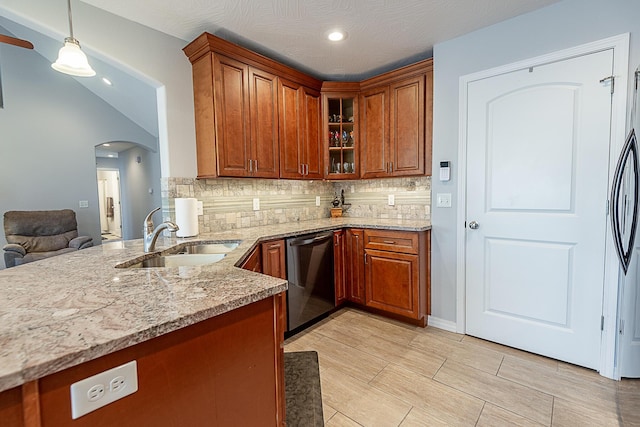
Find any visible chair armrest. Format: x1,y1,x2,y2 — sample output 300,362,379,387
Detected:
3,244,26,256
69,236,93,250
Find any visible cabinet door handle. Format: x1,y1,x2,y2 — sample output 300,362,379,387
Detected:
248,159,253,173
254,160,258,172
390,162,393,173
383,240,395,244
268,244,280,249
305,164,309,176
364,253,368,264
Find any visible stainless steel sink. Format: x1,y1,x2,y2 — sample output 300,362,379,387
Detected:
176,241,240,254
125,253,227,268
117,240,240,269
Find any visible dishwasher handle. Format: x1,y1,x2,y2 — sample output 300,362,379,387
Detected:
288,232,333,247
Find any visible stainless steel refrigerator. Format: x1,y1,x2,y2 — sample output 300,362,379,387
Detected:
611,67,640,377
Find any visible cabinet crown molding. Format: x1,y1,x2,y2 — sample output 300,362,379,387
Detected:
183,32,322,90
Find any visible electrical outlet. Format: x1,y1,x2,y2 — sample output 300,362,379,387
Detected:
388,194,395,206
315,196,321,206
253,198,260,211
78,200,89,208
70,361,138,419
109,376,126,393
87,384,105,402
197,200,204,215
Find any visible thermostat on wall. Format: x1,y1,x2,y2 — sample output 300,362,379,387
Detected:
439,161,451,182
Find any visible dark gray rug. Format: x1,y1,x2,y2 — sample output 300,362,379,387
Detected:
284,351,324,427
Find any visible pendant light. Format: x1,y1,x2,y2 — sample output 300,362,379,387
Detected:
51,0,95,77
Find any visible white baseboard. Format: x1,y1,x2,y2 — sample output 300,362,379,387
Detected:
427,316,457,333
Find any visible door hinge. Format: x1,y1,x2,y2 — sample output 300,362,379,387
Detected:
600,76,615,94
601,315,605,331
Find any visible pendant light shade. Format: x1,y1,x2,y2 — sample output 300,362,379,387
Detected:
52,37,95,77
52,0,95,77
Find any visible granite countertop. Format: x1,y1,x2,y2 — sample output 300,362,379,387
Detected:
0,217,430,393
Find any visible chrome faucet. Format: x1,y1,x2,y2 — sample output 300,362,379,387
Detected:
143,207,179,252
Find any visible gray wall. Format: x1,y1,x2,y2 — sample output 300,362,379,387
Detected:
0,33,157,269
431,0,640,322
118,146,162,240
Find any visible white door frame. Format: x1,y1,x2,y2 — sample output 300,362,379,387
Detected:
456,34,630,379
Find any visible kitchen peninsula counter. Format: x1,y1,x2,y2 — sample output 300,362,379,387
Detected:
0,217,430,425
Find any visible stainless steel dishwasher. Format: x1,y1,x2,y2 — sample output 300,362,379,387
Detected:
286,231,336,333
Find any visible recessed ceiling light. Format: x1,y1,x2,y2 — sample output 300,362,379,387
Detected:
108,154,115,158
328,31,346,42
103,143,110,147
102,77,112,86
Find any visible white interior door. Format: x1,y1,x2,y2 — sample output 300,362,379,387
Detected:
465,49,614,369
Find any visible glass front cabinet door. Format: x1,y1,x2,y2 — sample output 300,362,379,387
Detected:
322,87,359,179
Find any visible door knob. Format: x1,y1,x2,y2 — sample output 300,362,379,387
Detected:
469,221,480,230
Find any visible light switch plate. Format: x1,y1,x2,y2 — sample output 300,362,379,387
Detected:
78,200,89,208
388,194,395,206
315,196,321,206
70,361,138,419
436,193,452,208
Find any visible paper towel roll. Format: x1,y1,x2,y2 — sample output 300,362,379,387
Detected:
175,198,199,237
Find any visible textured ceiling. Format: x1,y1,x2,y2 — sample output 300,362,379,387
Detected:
80,0,560,80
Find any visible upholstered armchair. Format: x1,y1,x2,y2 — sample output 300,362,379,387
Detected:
3,210,93,268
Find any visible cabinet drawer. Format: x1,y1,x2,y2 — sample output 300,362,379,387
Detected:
364,230,418,254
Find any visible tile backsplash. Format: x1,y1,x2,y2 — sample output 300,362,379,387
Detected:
162,176,430,232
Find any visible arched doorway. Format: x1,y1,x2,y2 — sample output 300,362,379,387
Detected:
95,141,162,241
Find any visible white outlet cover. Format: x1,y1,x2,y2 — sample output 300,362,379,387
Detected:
436,193,452,208
253,198,260,211
388,194,395,206
197,200,204,215
78,200,89,208
315,196,321,206
70,361,138,419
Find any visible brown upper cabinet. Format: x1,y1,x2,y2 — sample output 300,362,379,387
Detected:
184,33,322,179
184,33,432,180
322,82,360,179
279,79,323,179
211,55,279,178
360,60,433,178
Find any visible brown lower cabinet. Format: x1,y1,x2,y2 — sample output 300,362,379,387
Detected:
1,295,286,427
239,244,262,272
261,239,287,280
345,229,365,304
339,228,430,326
333,230,346,305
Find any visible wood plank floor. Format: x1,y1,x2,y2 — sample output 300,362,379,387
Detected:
284,308,640,426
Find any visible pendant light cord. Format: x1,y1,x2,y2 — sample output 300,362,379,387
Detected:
67,0,75,42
